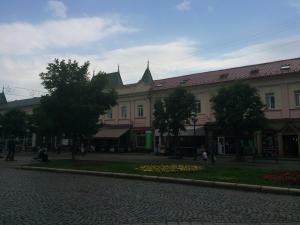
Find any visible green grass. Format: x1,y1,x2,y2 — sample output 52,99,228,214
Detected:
29,159,300,189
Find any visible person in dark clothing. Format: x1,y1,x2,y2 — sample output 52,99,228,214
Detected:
5,137,15,161
35,144,48,162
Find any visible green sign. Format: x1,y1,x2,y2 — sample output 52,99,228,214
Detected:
145,130,152,150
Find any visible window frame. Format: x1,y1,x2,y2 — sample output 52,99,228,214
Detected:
121,106,127,118
265,93,275,109
137,104,144,118
106,109,113,119
196,100,201,113
295,90,300,107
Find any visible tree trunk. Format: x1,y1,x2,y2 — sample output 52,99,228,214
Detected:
235,136,244,161
71,135,77,161
173,130,180,159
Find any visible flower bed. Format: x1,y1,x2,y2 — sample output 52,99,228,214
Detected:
262,171,300,185
136,164,202,173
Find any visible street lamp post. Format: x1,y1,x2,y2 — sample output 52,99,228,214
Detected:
191,112,198,160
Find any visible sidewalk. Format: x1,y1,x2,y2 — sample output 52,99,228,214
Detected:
1,152,299,170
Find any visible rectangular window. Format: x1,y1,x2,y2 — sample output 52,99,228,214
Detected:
137,104,144,117
265,93,275,109
121,106,127,118
106,109,112,119
295,91,300,107
196,100,201,113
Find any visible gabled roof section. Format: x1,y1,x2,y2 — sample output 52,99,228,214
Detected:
139,62,153,84
152,57,300,91
0,91,7,105
0,97,40,110
104,71,123,88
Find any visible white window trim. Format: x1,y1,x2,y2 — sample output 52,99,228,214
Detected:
121,106,127,118
265,93,275,109
137,104,144,118
295,90,300,107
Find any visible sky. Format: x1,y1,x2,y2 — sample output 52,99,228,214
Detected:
1,0,300,100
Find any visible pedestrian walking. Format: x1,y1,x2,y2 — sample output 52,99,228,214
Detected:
80,143,85,156
5,136,15,161
202,150,208,164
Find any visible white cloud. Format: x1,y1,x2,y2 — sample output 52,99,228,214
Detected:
0,16,133,55
92,36,300,82
1,36,300,101
48,0,67,18
176,0,191,11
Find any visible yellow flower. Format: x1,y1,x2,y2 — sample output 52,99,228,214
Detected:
136,164,202,173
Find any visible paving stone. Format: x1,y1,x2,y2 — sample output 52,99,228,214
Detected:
0,165,299,225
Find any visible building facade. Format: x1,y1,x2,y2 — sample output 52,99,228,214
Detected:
96,65,154,152
150,58,300,157
1,58,300,157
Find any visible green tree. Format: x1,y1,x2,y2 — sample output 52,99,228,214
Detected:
165,88,196,137
0,113,4,140
38,59,117,159
153,98,168,153
2,109,27,138
211,82,266,159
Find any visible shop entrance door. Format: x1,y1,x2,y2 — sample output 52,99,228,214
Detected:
217,136,225,154
283,135,299,156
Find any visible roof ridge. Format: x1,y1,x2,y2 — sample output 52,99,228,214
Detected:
154,57,300,82
7,97,40,103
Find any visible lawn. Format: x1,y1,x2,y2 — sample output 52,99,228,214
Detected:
29,159,300,189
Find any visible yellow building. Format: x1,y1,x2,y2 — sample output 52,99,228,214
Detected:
150,58,300,157
1,58,300,157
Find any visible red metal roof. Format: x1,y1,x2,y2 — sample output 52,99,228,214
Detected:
152,58,300,91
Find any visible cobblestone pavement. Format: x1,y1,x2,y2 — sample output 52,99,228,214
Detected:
0,163,300,225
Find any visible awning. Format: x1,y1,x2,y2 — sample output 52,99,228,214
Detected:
94,128,129,139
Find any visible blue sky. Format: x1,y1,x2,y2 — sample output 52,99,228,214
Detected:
1,0,300,100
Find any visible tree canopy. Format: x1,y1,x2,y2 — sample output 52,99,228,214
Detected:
153,87,196,154
153,99,168,138
211,82,266,137
37,59,117,143
165,88,196,137
1,109,27,138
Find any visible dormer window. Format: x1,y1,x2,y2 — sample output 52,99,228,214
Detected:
219,73,229,80
250,69,259,75
180,79,189,85
280,64,290,71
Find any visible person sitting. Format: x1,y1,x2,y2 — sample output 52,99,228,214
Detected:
35,145,48,162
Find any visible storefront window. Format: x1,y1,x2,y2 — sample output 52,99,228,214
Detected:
136,132,145,147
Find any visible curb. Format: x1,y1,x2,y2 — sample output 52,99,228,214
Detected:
16,166,300,196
